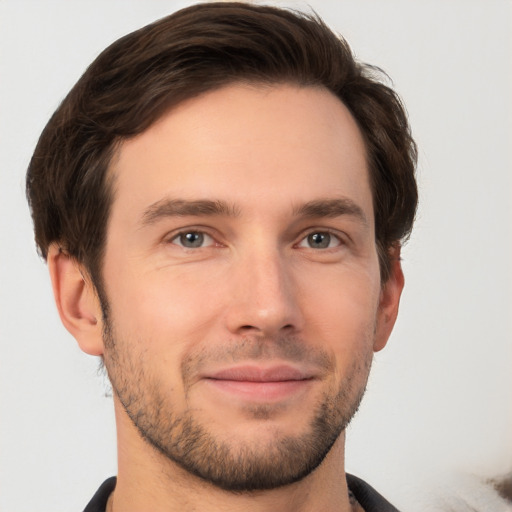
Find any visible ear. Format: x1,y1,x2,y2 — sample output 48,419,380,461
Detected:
373,244,405,352
47,243,105,356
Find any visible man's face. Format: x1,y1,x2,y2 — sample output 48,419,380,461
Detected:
98,83,400,490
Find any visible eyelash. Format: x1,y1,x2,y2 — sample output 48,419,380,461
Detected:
296,229,345,250
167,229,217,249
166,228,346,250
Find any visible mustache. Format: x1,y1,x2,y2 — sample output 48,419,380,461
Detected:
181,335,335,383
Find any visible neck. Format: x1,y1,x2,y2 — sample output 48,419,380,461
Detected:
111,401,353,512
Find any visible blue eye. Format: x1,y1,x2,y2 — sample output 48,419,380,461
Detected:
299,232,341,249
172,231,214,248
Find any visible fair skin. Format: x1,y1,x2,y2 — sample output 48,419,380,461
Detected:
48,83,403,512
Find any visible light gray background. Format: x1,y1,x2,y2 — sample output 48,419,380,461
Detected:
1,1,511,511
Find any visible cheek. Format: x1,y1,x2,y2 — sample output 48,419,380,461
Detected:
297,262,381,352
102,267,225,410
105,263,227,350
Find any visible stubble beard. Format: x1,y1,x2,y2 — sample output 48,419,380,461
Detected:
102,316,373,492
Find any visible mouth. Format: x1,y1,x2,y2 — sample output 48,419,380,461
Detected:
201,364,316,402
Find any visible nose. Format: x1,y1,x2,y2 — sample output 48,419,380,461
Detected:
224,246,304,337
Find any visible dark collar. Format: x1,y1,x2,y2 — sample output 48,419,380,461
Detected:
83,474,400,512
347,473,400,512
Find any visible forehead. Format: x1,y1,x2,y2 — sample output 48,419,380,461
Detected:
109,83,372,223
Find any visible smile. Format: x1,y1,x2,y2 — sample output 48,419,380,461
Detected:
202,365,316,402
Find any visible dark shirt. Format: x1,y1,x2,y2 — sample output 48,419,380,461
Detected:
83,477,116,512
346,473,400,511
83,474,400,512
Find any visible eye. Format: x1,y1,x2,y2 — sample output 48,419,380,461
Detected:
171,231,214,248
298,231,342,249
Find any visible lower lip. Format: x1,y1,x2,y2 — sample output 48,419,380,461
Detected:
204,379,312,402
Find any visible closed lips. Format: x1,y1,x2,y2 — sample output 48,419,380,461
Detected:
204,365,314,382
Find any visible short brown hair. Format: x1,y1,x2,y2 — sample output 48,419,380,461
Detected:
26,1,417,286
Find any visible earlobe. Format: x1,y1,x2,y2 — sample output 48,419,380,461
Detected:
373,245,405,352
47,243,105,356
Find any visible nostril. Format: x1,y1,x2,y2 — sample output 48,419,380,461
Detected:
240,324,293,332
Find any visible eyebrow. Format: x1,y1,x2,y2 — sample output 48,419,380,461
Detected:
141,199,240,226
293,198,368,226
140,197,367,227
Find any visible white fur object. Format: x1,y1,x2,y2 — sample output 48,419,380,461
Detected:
430,473,512,512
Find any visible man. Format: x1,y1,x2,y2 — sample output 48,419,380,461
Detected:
26,2,417,511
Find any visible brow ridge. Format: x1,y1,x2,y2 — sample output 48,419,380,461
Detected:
293,198,368,225
141,198,240,226
141,197,367,227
